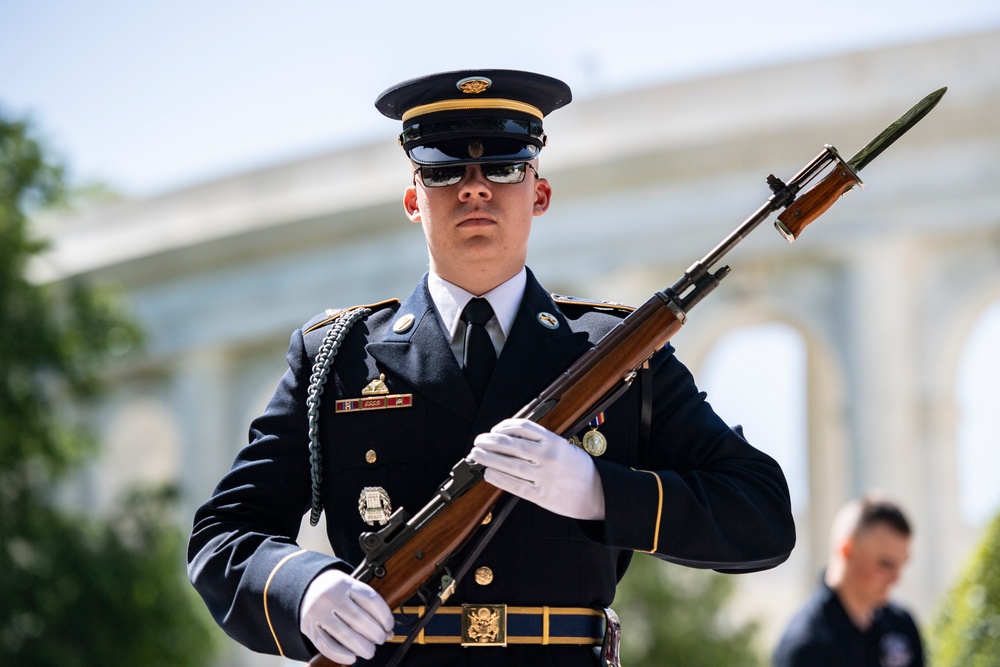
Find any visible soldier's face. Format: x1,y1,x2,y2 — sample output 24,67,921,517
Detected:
404,162,551,291
844,523,910,608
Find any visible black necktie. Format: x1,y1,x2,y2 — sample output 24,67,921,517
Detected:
461,298,497,400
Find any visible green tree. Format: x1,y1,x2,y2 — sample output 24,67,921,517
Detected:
931,510,1000,667
615,553,764,667
0,111,218,666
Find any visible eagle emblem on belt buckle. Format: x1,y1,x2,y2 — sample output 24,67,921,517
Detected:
461,604,507,646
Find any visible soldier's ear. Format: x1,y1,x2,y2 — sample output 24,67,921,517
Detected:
404,186,421,223
533,177,551,216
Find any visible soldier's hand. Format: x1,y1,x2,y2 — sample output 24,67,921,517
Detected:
299,569,395,664
470,418,606,520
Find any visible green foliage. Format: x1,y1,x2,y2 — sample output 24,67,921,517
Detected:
931,510,1000,667
1,487,218,667
615,553,764,667
0,111,218,666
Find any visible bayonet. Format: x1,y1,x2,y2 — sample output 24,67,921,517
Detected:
772,87,947,241
848,87,947,172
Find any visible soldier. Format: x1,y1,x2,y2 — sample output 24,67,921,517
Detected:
188,69,796,666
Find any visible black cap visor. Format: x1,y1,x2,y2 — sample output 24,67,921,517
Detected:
408,137,540,166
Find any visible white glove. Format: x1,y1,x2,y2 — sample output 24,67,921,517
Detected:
299,569,395,664
469,418,606,521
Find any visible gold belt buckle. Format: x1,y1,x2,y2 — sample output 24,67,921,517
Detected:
461,603,507,647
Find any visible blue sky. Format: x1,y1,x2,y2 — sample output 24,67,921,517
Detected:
2,0,998,196
3,1,999,523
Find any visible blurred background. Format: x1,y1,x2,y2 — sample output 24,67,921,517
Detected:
3,1,999,665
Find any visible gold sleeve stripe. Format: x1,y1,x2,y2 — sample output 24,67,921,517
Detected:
264,549,308,656
639,470,664,553
402,98,543,121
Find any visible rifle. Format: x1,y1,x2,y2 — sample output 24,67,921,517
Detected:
308,87,946,667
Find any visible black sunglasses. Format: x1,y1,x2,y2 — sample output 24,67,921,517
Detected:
413,162,538,188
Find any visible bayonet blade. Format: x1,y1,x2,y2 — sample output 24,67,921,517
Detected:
848,87,947,172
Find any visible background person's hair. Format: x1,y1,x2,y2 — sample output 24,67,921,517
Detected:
830,494,913,549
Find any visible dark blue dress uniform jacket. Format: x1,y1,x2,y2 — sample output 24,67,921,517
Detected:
188,268,796,666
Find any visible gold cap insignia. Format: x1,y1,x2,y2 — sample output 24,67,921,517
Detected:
362,373,390,396
468,140,484,159
365,449,377,464
456,76,492,94
358,486,392,526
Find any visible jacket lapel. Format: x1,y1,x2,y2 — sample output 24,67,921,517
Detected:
366,275,479,420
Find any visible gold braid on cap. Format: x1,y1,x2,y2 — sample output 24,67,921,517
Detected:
402,97,543,122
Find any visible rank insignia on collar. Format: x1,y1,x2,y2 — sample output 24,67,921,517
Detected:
537,312,559,329
393,313,415,334
359,486,392,526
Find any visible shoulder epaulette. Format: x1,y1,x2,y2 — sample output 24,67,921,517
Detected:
303,298,399,334
551,293,635,313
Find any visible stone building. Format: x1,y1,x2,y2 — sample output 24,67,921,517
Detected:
34,28,1000,665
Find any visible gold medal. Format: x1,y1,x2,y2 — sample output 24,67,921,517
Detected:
582,429,607,456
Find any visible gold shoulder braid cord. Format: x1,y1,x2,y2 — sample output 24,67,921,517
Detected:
306,307,372,526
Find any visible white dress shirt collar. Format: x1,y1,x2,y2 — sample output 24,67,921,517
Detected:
428,268,526,348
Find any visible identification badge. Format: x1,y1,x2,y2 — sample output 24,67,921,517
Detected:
358,486,392,526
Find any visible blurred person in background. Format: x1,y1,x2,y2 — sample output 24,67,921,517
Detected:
773,494,925,667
